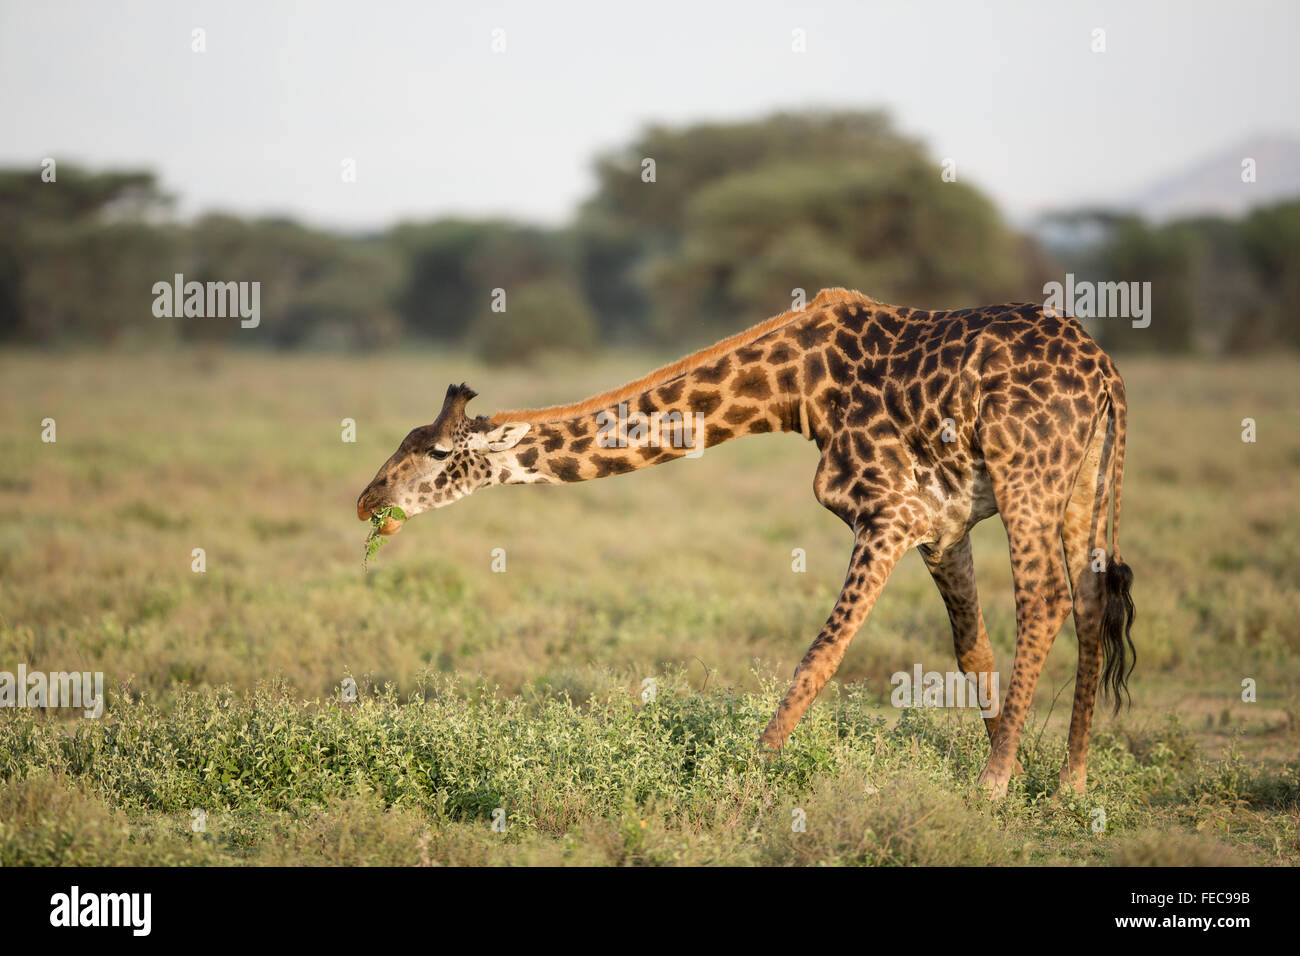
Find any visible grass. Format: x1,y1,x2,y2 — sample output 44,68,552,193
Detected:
0,348,1297,865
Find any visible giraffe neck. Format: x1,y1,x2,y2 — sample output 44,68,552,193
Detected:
495,331,826,486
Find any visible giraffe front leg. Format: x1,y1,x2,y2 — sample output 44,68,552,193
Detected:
759,521,910,751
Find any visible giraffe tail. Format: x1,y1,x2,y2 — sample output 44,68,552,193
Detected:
1100,374,1136,714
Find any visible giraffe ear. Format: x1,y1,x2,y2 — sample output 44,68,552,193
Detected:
468,421,530,453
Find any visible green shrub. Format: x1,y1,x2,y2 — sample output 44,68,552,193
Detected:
0,679,1295,866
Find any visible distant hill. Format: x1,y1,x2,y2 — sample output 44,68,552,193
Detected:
1133,135,1300,222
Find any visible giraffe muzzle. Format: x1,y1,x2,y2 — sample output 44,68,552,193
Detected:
356,491,404,534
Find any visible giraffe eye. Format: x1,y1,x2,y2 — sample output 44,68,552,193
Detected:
430,447,452,461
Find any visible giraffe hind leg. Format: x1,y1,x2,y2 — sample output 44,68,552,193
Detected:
976,512,1073,797
974,386,1092,796
1056,413,1115,794
919,536,1009,750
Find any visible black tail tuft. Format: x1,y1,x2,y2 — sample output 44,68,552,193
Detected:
1100,557,1136,715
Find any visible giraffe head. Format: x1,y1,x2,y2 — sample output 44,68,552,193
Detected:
355,383,531,535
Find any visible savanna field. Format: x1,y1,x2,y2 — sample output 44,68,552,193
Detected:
0,349,1297,866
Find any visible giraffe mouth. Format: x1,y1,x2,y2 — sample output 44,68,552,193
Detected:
357,501,405,535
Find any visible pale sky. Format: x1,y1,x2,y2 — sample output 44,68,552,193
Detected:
2,0,1296,231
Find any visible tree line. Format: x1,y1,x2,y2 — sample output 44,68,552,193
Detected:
2,111,1296,359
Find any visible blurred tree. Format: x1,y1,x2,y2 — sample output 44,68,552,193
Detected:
0,240,27,340
470,278,595,364
0,166,175,344
1089,218,1197,353
573,217,652,341
2,128,1295,354
583,110,911,238
185,215,402,348
1167,216,1268,354
579,111,1032,341
651,159,1026,340
391,220,572,342
1239,200,1300,350
0,166,169,225
21,220,181,345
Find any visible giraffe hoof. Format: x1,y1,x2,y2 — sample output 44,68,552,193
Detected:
757,721,789,753
1052,769,1087,797
976,767,1010,799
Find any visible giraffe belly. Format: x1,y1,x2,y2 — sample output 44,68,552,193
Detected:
919,461,998,555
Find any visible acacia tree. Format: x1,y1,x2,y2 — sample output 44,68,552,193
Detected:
577,111,1037,342
0,167,175,344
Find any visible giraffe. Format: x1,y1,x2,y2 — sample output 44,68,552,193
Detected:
356,288,1136,797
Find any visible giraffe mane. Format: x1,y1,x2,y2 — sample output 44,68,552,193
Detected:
490,288,872,425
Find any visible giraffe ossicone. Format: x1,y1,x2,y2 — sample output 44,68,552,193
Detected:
356,288,1137,797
